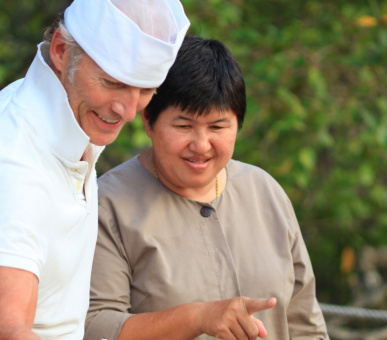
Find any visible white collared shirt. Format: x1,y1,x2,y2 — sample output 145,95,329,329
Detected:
0,43,104,339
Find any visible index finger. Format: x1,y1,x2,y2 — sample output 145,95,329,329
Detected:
245,297,277,315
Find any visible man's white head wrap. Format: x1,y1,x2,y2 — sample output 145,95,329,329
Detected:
64,0,190,88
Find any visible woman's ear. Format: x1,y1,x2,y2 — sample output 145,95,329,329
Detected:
140,109,152,138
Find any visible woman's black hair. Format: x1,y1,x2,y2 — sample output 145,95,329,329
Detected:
144,35,246,129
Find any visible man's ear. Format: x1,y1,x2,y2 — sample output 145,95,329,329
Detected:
49,30,68,77
140,109,152,137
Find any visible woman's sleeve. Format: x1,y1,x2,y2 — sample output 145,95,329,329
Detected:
286,198,330,340
84,200,133,340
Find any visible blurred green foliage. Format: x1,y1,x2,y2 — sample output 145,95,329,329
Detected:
1,0,387,305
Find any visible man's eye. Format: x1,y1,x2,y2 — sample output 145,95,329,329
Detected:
103,79,123,88
141,88,157,94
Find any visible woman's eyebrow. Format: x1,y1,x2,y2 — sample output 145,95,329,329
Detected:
172,115,192,122
172,116,231,124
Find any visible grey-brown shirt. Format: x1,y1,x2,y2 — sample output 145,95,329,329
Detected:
85,157,329,340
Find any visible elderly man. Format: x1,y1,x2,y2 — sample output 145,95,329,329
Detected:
0,0,189,339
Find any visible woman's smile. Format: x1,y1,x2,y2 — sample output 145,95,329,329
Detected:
143,105,238,199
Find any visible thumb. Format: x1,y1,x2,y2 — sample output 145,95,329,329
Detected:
245,297,277,315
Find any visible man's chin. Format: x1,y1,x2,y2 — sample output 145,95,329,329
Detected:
89,134,118,146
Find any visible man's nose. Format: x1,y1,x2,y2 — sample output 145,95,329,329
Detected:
111,88,141,122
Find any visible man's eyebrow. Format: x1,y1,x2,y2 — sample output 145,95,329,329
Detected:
99,72,124,84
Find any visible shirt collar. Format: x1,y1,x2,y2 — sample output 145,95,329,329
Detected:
13,43,101,163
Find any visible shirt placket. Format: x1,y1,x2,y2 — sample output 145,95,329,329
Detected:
198,204,241,299
67,163,88,202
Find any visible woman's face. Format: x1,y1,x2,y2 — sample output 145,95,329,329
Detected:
142,106,238,197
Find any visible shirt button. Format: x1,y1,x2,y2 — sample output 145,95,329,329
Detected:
200,206,211,217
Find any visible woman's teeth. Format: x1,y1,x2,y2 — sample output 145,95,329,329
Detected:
188,159,207,163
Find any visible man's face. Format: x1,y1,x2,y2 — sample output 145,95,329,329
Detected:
50,30,156,146
61,53,156,146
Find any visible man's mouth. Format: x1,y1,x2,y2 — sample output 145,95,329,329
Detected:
95,112,120,124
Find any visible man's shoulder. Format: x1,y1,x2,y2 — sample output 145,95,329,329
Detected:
0,78,24,96
0,79,23,111
0,78,33,151
0,112,46,166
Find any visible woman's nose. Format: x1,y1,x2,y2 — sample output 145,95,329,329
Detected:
189,130,211,154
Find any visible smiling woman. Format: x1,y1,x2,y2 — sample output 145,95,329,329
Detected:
141,106,237,202
84,35,329,340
